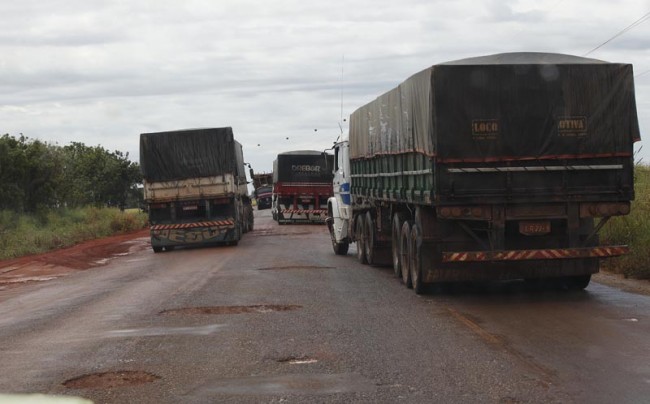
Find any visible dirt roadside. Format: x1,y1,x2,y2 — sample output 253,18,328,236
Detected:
0,229,150,292
0,228,648,296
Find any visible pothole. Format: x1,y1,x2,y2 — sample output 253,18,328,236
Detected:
277,355,318,365
256,266,334,271
160,305,302,315
63,371,160,389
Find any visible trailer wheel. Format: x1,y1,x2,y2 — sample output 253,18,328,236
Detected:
564,274,591,290
400,221,412,288
364,211,375,265
391,213,405,278
356,215,368,264
410,224,425,294
247,209,255,231
152,246,163,253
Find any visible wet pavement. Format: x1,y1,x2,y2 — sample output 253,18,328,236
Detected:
0,210,649,403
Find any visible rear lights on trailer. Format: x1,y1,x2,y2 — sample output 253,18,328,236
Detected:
580,202,630,217
438,206,491,220
438,202,631,220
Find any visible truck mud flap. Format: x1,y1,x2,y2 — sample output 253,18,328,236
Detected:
151,220,236,246
278,209,327,224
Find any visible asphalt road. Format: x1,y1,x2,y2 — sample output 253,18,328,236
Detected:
0,209,649,403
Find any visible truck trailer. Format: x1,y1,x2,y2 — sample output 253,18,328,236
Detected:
140,127,254,252
272,150,334,224
327,52,640,293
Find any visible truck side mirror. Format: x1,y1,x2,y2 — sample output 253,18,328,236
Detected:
322,152,331,172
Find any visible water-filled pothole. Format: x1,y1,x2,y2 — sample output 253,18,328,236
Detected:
63,371,160,389
256,266,334,271
160,305,301,315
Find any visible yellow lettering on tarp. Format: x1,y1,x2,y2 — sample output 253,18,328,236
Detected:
558,116,587,137
471,119,499,140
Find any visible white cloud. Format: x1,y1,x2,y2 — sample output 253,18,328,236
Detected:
0,0,648,171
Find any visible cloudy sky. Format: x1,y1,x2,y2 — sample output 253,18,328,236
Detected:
1,0,649,173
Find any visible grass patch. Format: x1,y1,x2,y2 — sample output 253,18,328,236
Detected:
0,207,148,260
600,165,650,279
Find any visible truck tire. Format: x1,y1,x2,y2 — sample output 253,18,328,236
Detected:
153,246,163,253
400,221,412,288
392,213,405,278
364,211,375,265
248,209,254,231
356,215,368,264
328,218,350,255
564,274,591,290
410,224,425,294
333,240,350,255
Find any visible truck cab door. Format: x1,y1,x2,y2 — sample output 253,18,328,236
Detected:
332,141,351,220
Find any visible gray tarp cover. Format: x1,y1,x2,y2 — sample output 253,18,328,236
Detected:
272,150,333,183
349,52,641,162
140,127,246,182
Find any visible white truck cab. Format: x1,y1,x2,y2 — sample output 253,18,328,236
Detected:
326,140,352,255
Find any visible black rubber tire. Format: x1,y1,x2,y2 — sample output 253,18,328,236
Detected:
564,274,591,290
152,246,163,253
329,217,350,255
392,213,404,277
333,240,350,255
364,211,375,265
410,224,425,294
400,221,412,287
356,215,367,264
164,246,175,252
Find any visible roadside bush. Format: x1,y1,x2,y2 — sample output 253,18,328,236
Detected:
600,165,650,279
0,207,147,260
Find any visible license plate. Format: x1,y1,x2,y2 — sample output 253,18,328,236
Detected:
519,221,551,236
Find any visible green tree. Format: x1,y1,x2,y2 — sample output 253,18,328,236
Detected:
0,134,63,212
0,134,142,212
60,142,142,209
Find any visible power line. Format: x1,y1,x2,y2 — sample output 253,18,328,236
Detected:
583,11,650,56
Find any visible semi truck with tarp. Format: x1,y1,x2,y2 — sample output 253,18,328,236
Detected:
272,150,334,224
326,52,640,293
140,127,254,252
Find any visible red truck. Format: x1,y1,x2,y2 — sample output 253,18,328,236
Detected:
272,150,334,224
252,173,273,210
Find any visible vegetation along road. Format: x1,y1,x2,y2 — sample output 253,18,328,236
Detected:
0,209,649,403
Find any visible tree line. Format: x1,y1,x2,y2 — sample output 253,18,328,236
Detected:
0,134,142,213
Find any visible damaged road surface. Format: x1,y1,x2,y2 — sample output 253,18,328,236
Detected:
1,209,650,403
